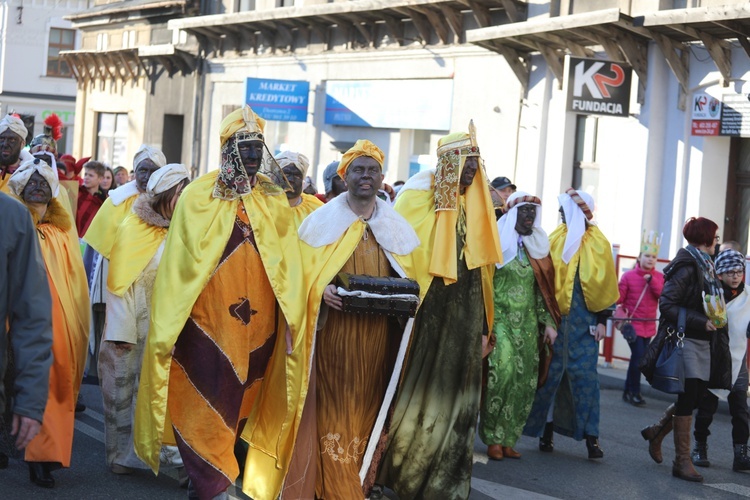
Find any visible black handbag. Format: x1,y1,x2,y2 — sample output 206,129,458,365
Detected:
651,307,686,394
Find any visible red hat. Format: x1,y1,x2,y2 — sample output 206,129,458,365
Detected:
74,156,91,175
59,154,76,173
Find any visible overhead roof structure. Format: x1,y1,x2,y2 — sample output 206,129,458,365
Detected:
467,4,750,109
168,0,526,55
467,9,649,95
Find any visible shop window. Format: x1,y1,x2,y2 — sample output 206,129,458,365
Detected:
96,113,128,168
47,28,75,77
571,114,599,192
237,0,255,12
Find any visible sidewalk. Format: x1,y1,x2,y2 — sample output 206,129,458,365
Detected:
597,358,734,415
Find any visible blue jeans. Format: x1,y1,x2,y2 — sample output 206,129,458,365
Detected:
625,336,650,394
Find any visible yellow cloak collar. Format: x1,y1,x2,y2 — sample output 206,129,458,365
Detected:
549,223,620,315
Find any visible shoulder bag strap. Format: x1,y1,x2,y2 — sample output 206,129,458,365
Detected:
677,307,687,334
628,282,651,319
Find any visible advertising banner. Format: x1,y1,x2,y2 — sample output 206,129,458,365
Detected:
325,79,453,130
245,78,310,122
691,93,721,136
566,56,632,117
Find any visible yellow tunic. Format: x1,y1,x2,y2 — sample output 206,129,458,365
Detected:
134,171,311,498
83,195,138,259
107,211,168,297
24,198,90,466
394,176,498,331
291,193,323,229
548,224,619,315
315,232,395,499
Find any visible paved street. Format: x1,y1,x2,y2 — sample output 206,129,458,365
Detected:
2,363,749,499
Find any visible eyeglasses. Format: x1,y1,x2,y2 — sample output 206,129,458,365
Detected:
724,270,744,277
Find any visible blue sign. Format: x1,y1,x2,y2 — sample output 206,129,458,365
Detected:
245,77,309,122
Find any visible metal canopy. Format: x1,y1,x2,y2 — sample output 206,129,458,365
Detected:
466,9,649,94
467,5,750,109
167,0,526,55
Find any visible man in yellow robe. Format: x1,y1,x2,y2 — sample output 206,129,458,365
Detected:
377,122,502,499
275,150,323,228
82,145,167,379
134,106,309,500
523,188,619,459
280,140,419,499
8,159,90,487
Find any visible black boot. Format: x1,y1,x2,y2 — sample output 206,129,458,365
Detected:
734,444,750,471
539,422,554,452
27,461,54,488
0,452,7,469
691,440,710,467
585,434,604,459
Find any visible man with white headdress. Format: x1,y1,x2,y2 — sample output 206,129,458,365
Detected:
8,159,90,487
99,164,190,477
134,106,309,500
0,114,31,193
523,188,619,460
275,150,323,227
82,145,167,379
479,192,560,462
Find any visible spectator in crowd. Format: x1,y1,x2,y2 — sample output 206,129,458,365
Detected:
322,160,346,201
690,248,750,472
490,176,516,205
0,187,53,477
275,151,323,228
641,217,728,482
617,231,664,407
113,166,129,187
100,167,115,196
76,161,106,238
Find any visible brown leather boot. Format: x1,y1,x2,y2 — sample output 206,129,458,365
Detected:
672,416,704,482
641,404,675,464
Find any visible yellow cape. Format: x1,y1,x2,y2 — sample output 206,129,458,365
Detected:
394,174,497,330
36,198,91,394
290,193,323,229
107,212,167,297
134,170,310,477
0,175,9,193
241,204,416,500
83,195,138,259
549,224,620,315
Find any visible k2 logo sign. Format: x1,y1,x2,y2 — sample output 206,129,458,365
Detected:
566,56,632,117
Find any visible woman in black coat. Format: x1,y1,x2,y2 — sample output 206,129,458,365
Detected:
640,217,727,483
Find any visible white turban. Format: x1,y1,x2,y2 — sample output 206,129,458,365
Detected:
497,191,544,268
0,114,28,140
133,144,167,171
146,163,189,196
274,151,310,176
8,158,60,198
559,189,596,264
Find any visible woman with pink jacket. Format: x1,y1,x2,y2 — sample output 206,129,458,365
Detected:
618,232,664,406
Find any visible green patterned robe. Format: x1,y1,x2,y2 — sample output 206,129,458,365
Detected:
479,249,555,447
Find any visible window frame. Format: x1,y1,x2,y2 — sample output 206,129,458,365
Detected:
46,27,76,78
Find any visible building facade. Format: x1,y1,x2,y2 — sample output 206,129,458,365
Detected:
64,0,750,261
0,0,88,152
63,0,198,171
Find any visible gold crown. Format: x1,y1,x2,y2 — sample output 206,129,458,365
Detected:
641,230,662,255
